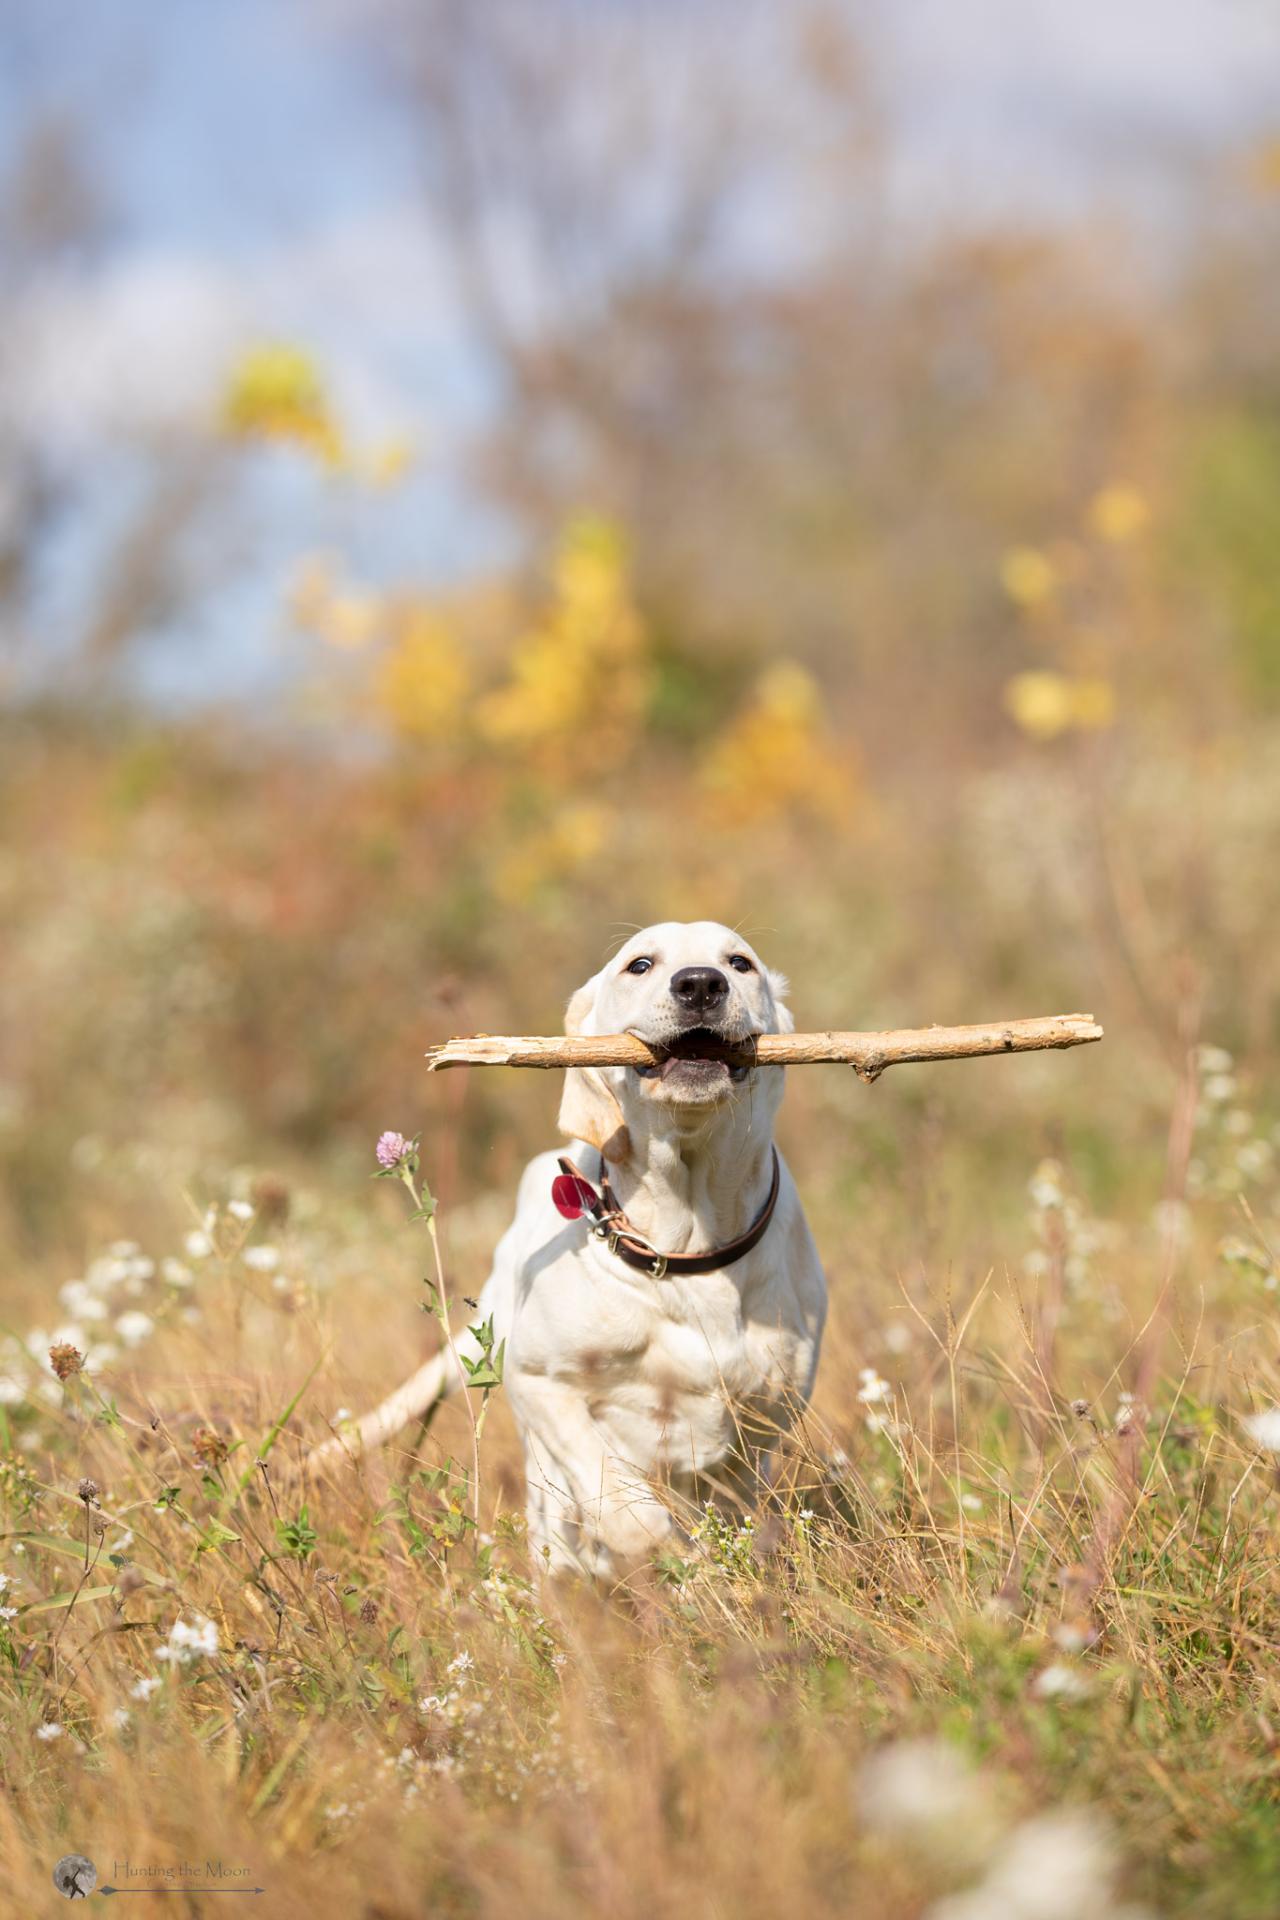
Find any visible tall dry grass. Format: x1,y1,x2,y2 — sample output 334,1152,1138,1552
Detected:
3,710,1280,1913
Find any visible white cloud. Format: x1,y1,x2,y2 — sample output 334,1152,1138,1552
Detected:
5,206,469,460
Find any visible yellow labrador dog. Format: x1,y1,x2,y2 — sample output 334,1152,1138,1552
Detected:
314,923,826,1579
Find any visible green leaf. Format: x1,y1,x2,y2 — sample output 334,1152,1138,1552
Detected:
13,1533,172,1586
238,1356,323,1492
195,1522,241,1554
21,1585,117,1616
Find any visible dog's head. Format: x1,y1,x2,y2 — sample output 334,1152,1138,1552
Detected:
558,921,793,1162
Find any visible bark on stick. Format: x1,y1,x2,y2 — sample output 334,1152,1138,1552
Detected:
425,1014,1102,1083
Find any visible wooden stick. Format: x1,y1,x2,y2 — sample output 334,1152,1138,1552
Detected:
425,1014,1102,1084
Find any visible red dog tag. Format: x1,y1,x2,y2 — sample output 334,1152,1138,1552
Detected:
552,1170,599,1220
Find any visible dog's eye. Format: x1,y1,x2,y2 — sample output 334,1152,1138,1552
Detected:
625,956,654,976
727,954,754,974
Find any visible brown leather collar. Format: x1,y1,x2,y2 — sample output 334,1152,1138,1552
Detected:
554,1149,781,1280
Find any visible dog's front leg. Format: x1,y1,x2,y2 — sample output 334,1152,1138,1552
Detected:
509,1373,677,1581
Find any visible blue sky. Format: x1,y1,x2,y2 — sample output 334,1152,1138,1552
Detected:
3,0,1278,703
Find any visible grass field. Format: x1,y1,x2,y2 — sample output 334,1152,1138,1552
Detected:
3,708,1280,1918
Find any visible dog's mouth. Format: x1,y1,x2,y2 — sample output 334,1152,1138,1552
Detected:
631,1026,757,1084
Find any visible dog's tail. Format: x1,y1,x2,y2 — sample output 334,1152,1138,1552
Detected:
304,1295,492,1476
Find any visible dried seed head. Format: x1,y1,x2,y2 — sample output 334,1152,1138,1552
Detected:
49,1343,84,1381
78,1477,99,1506
117,1567,146,1597
250,1172,291,1223
359,1597,379,1625
191,1427,230,1470
1069,1398,1091,1418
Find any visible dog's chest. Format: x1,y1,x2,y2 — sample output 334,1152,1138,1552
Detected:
562,1262,812,1463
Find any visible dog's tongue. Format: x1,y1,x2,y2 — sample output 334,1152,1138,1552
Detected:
659,1053,727,1078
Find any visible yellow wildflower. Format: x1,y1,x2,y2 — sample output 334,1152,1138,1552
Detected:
701,661,855,827
1003,671,1116,741
374,612,470,740
1087,483,1149,543
223,344,344,465
477,516,650,776
1000,547,1057,609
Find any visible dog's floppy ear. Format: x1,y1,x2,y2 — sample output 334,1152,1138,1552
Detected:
557,978,632,1165
767,968,795,1035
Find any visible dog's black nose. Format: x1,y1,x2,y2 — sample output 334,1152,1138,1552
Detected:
670,966,729,1016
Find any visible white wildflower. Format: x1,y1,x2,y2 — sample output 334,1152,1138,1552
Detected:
857,1367,891,1406
1236,1140,1274,1180
227,1199,254,1222
1151,1198,1190,1247
446,1651,474,1676
156,1614,219,1663
1197,1044,1233,1076
1031,1663,1091,1701
115,1311,155,1348
859,1738,991,1848
86,1255,131,1291
35,1722,64,1741
58,1281,108,1321
109,1707,131,1732
1242,1407,1280,1453
1028,1160,1064,1209
130,1675,162,1700
928,1807,1115,1920
109,1240,141,1259
1203,1073,1237,1105
161,1257,194,1287
242,1245,280,1272
184,1230,214,1260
